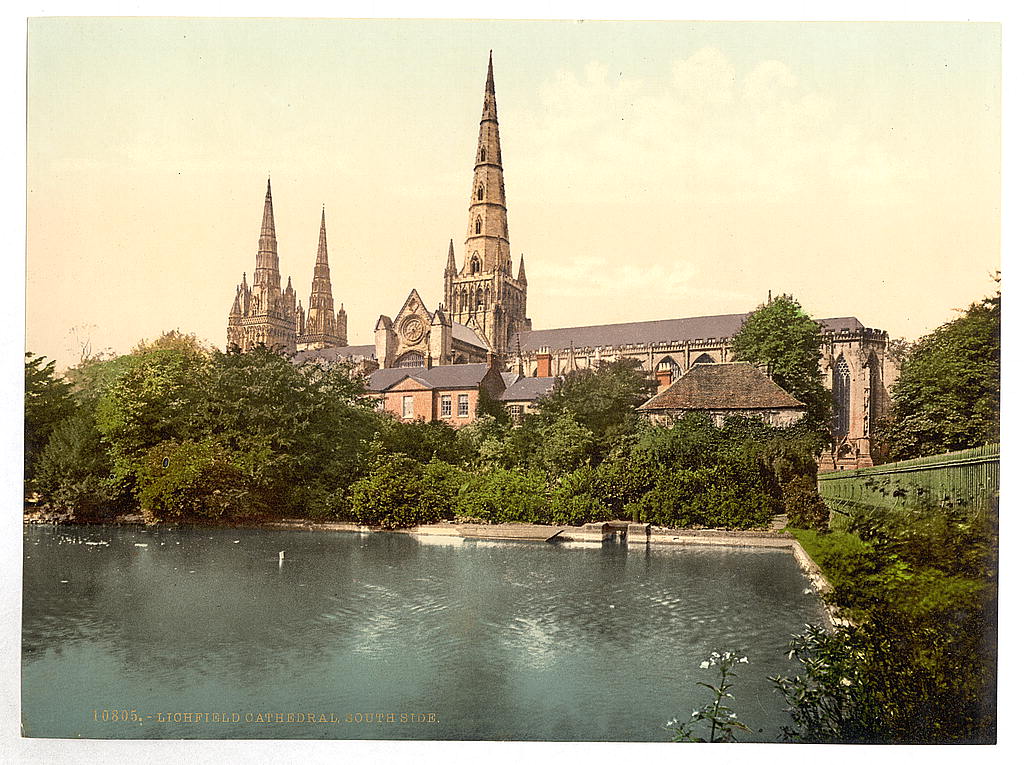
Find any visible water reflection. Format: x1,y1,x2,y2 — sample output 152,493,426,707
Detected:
23,524,826,741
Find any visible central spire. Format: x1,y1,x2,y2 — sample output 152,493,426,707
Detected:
465,51,509,275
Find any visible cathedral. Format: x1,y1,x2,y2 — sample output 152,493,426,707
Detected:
226,53,898,470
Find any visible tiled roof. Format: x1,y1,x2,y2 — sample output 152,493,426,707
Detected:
293,345,376,364
638,362,805,412
513,313,866,352
500,376,557,402
366,363,496,393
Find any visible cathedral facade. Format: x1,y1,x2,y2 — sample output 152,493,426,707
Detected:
227,53,898,469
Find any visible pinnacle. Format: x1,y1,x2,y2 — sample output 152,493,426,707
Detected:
316,208,329,265
486,51,494,94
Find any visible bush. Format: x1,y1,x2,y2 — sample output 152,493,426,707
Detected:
782,475,830,530
456,468,550,524
550,468,613,525
137,439,264,522
350,456,426,529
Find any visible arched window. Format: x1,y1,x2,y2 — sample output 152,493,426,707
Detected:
396,351,425,368
692,353,715,365
475,217,482,235
479,146,486,161
477,184,484,201
470,254,481,275
476,287,484,309
833,355,851,441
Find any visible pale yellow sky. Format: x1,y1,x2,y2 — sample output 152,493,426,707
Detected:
26,19,1000,369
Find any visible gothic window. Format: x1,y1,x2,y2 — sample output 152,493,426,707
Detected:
867,353,883,436
692,353,715,365
479,146,486,161
476,287,484,309
833,355,851,441
475,217,482,235
396,351,425,368
470,255,481,275
477,184,484,200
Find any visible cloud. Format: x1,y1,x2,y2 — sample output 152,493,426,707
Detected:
506,47,909,206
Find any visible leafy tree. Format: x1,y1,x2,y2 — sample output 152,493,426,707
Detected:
534,358,656,459
881,291,999,459
730,295,831,438
24,353,76,485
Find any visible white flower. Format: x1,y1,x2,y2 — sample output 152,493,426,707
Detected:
666,718,679,727
691,709,700,718
739,656,749,663
840,677,852,686
700,661,710,669
729,712,737,719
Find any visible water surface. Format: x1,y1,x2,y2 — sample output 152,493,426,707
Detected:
22,524,825,741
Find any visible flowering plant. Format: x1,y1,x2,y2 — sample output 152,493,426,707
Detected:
669,650,751,743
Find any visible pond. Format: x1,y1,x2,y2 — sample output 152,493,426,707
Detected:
22,524,826,741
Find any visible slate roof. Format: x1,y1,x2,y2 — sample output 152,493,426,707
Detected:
500,376,557,403
513,313,865,352
293,345,376,364
638,362,805,412
366,363,496,393
452,322,488,349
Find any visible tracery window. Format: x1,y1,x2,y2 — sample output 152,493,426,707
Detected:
475,217,482,235
833,355,851,441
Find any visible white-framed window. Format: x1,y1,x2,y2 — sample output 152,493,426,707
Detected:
402,395,414,419
441,395,452,417
457,394,470,417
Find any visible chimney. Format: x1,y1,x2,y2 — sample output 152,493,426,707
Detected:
536,347,552,377
656,369,673,392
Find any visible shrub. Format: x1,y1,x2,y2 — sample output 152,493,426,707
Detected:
137,439,263,522
549,467,613,525
350,456,426,529
456,468,550,524
782,475,830,530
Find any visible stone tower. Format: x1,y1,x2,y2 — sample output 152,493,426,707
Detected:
227,179,298,353
296,208,348,351
444,52,529,355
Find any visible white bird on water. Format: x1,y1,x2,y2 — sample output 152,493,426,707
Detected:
279,551,285,567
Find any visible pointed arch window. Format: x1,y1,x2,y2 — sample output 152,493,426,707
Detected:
475,217,482,235
833,355,851,441
479,147,487,162
477,184,484,201
470,254,481,275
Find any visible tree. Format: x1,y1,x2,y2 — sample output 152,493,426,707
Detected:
881,291,999,459
25,353,76,485
534,358,656,459
730,295,831,438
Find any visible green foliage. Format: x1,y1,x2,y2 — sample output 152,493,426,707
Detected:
549,467,612,525
781,475,829,531
374,417,470,465
881,291,999,459
25,353,77,484
534,358,656,459
34,410,126,520
536,413,595,476
777,502,997,743
671,651,752,742
730,294,831,437
350,456,428,529
419,459,468,521
456,468,551,524
137,439,264,522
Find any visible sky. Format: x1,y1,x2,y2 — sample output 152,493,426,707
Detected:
25,18,1001,369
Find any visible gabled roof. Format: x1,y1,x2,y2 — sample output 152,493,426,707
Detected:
366,363,496,393
638,362,805,412
293,345,376,364
500,376,557,403
512,313,867,353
